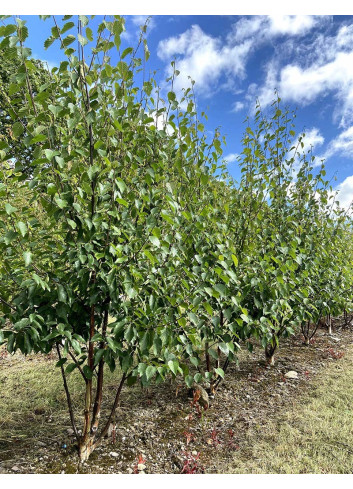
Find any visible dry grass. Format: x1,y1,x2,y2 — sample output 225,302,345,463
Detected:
0,350,122,452
225,348,353,473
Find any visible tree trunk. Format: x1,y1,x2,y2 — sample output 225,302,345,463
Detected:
267,353,275,366
265,342,277,366
205,342,210,372
328,314,332,335
78,435,94,462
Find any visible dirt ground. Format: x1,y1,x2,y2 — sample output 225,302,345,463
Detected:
0,317,352,474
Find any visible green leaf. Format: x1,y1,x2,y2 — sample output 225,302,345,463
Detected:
23,251,32,267
48,105,61,117
78,33,88,46
121,47,133,59
218,342,229,356
54,196,67,209
85,27,93,41
44,149,57,161
67,219,77,229
149,235,160,247
83,365,93,380
145,365,156,381
5,203,17,215
12,122,24,138
17,221,27,237
47,183,57,196
143,249,157,264
203,302,213,315
44,36,55,49
56,358,67,367
214,284,227,297
65,363,77,374
57,284,67,303
61,21,75,35
4,230,17,245
215,367,225,379
168,360,179,376
63,35,76,47
116,198,129,207
79,15,89,27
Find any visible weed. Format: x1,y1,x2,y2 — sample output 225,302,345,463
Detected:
181,451,203,474
183,430,194,446
326,348,344,360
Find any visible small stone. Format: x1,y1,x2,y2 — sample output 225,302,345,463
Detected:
127,468,133,474
137,463,146,470
284,371,298,379
109,451,119,458
191,451,198,456
11,466,20,472
66,428,74,436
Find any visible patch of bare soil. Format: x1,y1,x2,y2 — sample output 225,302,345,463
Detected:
0,318,352,474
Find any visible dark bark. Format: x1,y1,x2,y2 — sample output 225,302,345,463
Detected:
91,309,109,433
56,343,79,441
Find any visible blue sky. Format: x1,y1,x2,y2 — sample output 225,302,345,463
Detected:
7,14,353,209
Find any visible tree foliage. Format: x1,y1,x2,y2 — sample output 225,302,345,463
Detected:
0,15,352,461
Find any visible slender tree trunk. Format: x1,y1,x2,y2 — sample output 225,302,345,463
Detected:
56,343,79,441
301,322,309,345
79,300,96,459
328,313,332,335
216,347,221,369
78,436,94,462
205,342,210,372
91,309,109,433
265,342,277,366
93,373,127,446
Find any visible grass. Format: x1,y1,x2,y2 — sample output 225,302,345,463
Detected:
225,348,353,474
0,350,123,456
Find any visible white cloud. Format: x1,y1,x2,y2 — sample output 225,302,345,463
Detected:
248,22,353,128
285,128,325,173
232,15,322,42
224,153,239,164
319,126,353,162
158,25,252,97
300,128,325,151
232,101,245,112
336,24,353,49
123,15,156,41
279,52,353,107
131,15,156,32
291,128,325,170
157,16,323,99
269,15,318,36
334,175,353,210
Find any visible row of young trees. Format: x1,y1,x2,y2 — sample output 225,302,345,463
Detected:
0,15,352,461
